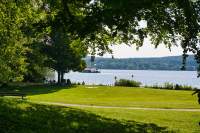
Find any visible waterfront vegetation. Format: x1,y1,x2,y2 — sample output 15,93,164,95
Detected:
144,82,197,91
0,85,200,132
115,79,142,87
114,79,197,91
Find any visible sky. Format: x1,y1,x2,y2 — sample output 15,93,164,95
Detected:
101,21,184,58
103,39,183,58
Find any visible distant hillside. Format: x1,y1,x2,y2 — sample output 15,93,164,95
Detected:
85,55,197,71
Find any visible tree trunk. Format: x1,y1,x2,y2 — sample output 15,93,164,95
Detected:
57,71,61,84
61,72,64,83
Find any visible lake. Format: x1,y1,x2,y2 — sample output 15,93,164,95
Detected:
52,70,200,88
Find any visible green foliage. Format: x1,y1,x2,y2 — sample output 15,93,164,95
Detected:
32,0,200,78
163,82,174,90
0,1,47,83
89,0,200,74
115,79,141,87
1,0,200,83
43,27,87,83
33,0,93,83
23,42,49,83
174,84,195,90
145,82,196,91
0,1,26,82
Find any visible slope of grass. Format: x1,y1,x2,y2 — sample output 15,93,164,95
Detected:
0,98,173,133
80,107,200,133
15,85,199,109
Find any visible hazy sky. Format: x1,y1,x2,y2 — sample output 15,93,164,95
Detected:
103,39,183,58
102,21,184,58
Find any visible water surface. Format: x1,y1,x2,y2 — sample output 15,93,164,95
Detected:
53,70,200,87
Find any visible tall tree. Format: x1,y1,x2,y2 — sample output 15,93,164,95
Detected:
43,27,87,84
25,0,200,82
0,0,45,83
33,0,113,84
1,0,200,84
23,41,48,82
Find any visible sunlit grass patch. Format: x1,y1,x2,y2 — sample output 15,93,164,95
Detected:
20,85,199,109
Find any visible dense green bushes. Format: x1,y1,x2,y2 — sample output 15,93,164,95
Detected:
115,79,141,87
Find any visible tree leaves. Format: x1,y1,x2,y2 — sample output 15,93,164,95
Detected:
1,0,200,83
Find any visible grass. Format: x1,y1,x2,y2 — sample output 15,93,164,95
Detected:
4,85,198,109
0,98,174,133
1,85,200,132
80,107,200,133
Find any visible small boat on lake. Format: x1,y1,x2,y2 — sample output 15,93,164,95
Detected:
82,67,100,73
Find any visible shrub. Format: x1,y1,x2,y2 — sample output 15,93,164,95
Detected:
66,79,71,86
98,84,105,86
115,79,141,87
145,82,197,91
163,82,174,90
150,84,160,89
174,84,195,90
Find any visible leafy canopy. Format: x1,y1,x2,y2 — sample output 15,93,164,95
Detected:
0,0,46,82
1,0,200,83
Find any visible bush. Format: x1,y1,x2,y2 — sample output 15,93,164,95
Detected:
174,84,195,90
66,79,71,86
115,79,141,87
145,82,197,91
163,82,174,90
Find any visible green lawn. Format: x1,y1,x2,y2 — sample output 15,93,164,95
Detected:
0,98,175,133
80,107,200,133
11,85,199,109
1,85,200,132
0,98,200,133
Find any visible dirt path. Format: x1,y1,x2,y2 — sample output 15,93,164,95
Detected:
34,101,200,112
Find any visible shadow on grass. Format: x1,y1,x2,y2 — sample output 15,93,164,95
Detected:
0,84,76,96
0,98,175,133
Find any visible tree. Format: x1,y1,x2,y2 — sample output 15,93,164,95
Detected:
0,1,45,83
1,0,200,84
42,0,200,75
23,41,48,83
37,1,89,84
32,0,113,84
42,27,86,84
89,0,200,68
90,0,200,75
22,0,200,82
